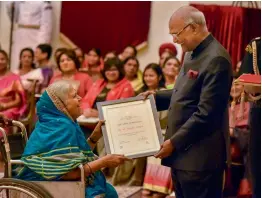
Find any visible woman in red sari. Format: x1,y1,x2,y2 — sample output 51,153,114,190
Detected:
81,57,134,117
0,50,27,120
49,49,93,98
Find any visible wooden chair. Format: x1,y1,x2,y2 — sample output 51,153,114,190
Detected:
19,79,38,136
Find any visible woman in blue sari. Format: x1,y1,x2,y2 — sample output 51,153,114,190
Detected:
15,80,131,197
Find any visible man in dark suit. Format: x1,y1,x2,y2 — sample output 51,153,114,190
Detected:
141,6,232,198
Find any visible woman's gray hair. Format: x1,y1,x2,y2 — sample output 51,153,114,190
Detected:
47,80,73,103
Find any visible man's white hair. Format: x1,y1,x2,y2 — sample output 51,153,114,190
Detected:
184,10,206,26
47,80,72,103
171,6,207,27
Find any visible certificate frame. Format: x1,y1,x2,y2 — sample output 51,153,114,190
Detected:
97,95,163,159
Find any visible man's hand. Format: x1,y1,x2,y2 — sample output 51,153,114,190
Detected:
154,139,174,159
138,90,156,100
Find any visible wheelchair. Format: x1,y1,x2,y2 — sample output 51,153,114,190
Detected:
0,119,85,198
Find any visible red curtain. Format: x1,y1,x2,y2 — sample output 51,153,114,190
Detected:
60,2,151,55
190,4,261,68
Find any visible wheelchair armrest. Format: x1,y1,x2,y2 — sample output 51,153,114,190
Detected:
10,159,24,165
78,164,85,184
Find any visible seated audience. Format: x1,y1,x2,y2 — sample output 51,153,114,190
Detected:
81,57,134,155
118,45,137,62
13,48,38,92
123,56,143,95
54,47,67,62
73,47,85,68
162,56,181,89
139,64,173,198
138,63,167,129
108,64,166,187
81,57,134,118
50,49,93,98
14,80,130,197
34,44,54,92
0,50,27,120
118,45,143,83
81,48,103,82
104,51,117,62
138,63,166,92
54,47,67,76
158,43,177,67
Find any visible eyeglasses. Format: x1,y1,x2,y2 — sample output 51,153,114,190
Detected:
170,22,193,39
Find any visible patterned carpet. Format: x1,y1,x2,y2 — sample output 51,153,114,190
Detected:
114,186,177,198
114,186,142,198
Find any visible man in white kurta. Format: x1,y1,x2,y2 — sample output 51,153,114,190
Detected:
6,1,53,71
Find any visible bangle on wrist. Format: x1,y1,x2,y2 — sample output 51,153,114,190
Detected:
86,163,93,174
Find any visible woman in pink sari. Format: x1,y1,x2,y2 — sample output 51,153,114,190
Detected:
50,49,93,98
0,50,27,120
13,48,36,92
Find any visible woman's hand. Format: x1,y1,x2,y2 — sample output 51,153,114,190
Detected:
101,154,132,168
84,108,99,118
89,120,105,142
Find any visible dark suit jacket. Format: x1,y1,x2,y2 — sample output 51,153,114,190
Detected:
156,34,232,171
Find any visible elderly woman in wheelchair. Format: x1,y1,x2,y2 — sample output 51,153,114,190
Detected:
13,80,131,198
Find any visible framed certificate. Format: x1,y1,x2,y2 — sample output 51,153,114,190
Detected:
97,95,163,159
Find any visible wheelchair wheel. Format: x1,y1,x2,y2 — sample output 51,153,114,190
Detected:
0,178,53,198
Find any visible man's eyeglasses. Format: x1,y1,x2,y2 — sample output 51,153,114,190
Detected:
170,22,193,39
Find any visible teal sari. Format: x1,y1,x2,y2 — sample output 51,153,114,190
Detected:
15,90,117,198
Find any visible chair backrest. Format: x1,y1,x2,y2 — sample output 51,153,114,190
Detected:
21,79,38,135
